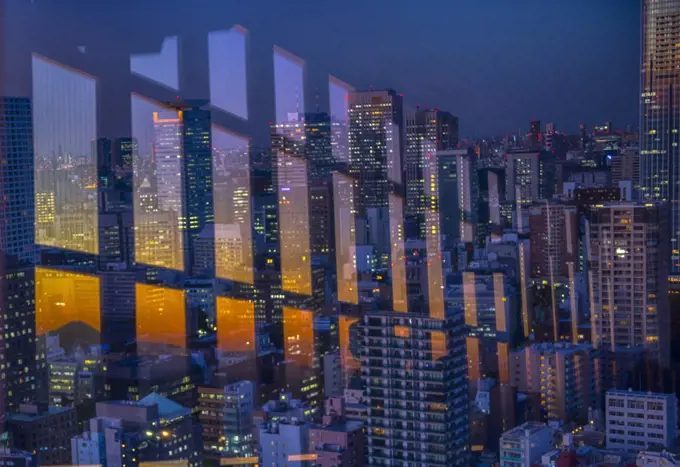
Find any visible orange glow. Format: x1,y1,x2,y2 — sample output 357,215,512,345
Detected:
394,326,410,338
283,307,314,368
216,297,255,355
288,454,318,461
339,316,360,376
424,152,444,319
136,284,186,355
389,194,407,312
497,342,510,384
333,173,358,304
35,267,100,339
431,331,446,361
467,336,481,381
278,153,312,295
212,125,254,284
131,94,184,271
493,272,507,332
32,54,99,255
463,271,478,326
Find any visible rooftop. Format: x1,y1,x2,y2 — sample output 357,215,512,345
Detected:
501,422,550,440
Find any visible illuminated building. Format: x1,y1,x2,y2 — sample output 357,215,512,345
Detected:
448,268,517,384
640,0,680,274
197,381,256,463
587,202,670,367
477,167,506,244
7,403,78,466
505,151,556,211
510,342,600,424
114,136,136,175
528,201,580,342
73,393,203,467
438,148,478,249
348,89,404,215
361,310,469,466
405,108,458,237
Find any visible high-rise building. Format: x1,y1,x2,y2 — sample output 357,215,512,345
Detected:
477,167,506,244
0,98,38,419
510,343,600,424
606,390,677,452
405,108,459,237
640,0,680,275
438,148,478,249
176,101,213,273
0,97,35,264
197,381,256,463
348,89,404,215
361,310,469,466
587,202,670,367
528,201,580,342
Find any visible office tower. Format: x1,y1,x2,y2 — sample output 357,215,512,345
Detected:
361,310,469,466
438,148,478,249
477,167,506,243
93,137,113,189
0,98,38,419
506,151,556,205
7,403,78,466
271,112,334,181
528,202,580,342
612,147,640,187
348,89,404,215
113,137,136,175
0,97,35,264
640,0,680,275
606,390,677,452
197,381,256,463
175,101,213,272
499,422,552,467
510,343,600,424
587,202,670,367
72,394,203,466
405,108,459,237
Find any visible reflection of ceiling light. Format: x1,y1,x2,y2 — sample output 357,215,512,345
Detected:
616,248,627,255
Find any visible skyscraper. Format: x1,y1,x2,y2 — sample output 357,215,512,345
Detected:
0,97,38,418
587,202,670,367
640,0,680,275
438,148,478,249
405,108,459,237
348,89,404,215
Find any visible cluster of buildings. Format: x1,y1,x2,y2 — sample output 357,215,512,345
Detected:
0,0,676,466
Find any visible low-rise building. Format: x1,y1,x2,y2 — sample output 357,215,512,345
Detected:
606,390,677,453
499,422,553,467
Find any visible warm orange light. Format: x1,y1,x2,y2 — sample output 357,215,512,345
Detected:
424,152,444,319
216,297,255,356
212,125,254,284
431,331,446,361
283,307,314,368
394,326,410,338
333,173,358,304
389,194,407,312
339,316,360,376
278,153,312,295
132,94,184,271
466,336,481,381
136,284,186,355
35,267,101,339
288,454,317,461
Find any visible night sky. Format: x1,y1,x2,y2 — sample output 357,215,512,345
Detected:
4,0,640,138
